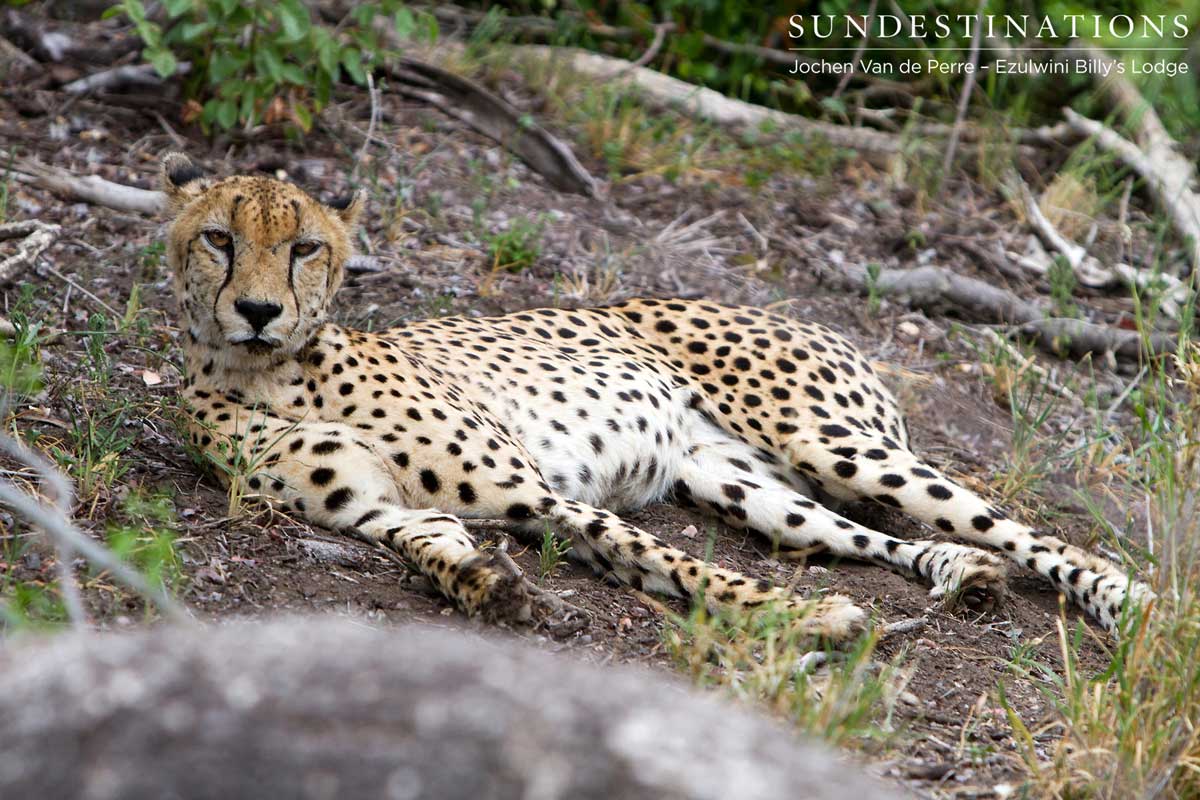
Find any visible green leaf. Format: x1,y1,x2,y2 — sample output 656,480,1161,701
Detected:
215,0,238,16
315,29,339,76
393,8,415,39
239,83,258,126
277,1,311,44
162,0,192,18
147,47,177,78
340,49,366,85
121,0,146,24
177,21,213,42
258,47,285,82
216,99,238,130
209,52,235,83
292,101,313,133
280,63,307,85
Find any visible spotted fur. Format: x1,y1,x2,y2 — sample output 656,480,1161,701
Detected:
164,154,1149,637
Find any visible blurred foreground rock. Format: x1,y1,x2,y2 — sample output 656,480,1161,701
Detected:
0,618,898,800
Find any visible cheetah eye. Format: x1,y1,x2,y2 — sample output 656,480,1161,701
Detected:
292,241,321,258
203,230,231,249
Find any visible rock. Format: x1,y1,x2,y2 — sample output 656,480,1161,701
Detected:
0,618,900,800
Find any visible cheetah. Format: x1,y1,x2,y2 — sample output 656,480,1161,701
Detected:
163,152,1150,638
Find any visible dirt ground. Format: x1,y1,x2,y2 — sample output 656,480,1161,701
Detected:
0,27,1146,799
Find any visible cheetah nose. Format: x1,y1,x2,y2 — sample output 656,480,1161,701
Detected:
234,298,283,333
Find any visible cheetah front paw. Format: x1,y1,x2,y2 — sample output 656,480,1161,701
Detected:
460,548,591,636
458,550,533,624
920,542,1008,613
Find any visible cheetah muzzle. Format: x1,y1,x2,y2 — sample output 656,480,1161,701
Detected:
164,152,1151,640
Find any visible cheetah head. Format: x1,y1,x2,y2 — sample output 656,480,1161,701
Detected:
161,153,363,369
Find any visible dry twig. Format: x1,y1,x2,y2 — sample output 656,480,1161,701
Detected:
0,219,60,284
62,62,192,95
0,431,190,624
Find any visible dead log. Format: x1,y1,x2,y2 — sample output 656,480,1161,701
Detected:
512,46,915,161
385,57,598,197
1063,107,1200,274
1062,42,1200,273
0,618,898,800
832,261,1173,362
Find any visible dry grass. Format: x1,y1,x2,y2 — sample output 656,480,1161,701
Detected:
1039,173,1106,242
1003,345,1200,799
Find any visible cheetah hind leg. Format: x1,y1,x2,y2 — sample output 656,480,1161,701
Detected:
786,434,1148,631
672,439,1007,615
547,497,868,643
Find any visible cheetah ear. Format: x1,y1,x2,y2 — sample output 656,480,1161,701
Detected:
160,152,210,214
323,189,365,229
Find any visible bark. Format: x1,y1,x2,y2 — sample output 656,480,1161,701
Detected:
834,262,1174,361
512,46,915,161
385,57,598,197
0,618,898,800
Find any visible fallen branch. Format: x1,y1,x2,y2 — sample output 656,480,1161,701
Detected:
12,157,164,215
513,46,916,160
0,219,60,284
830,261,1173,361
1062,107,1200,274
0,34,35,71
385,57,598,197
1010,176,1191,319
62,61,191,94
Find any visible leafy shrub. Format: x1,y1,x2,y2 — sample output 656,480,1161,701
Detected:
107,0,436,131
485,216,545,273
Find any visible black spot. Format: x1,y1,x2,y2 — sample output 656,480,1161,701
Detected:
310,468,335,486
722,484,746,502
853,534,870,549
833,461,857,478
420,469,441,493
819,424,852,438
458,482,477,504
506,503,533,521
324,487,353,512
880,473,906,488
926,484,953,500
355,509,382,527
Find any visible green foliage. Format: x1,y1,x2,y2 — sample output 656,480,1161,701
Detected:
106,489,184,593
665,600,905,748
485,215,545,273
107,0,437,131
1047,254,1080,318
0,312,43,400
537,525,571,583
864,262,884,315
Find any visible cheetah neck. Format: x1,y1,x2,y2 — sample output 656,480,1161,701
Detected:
181,324,344,406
